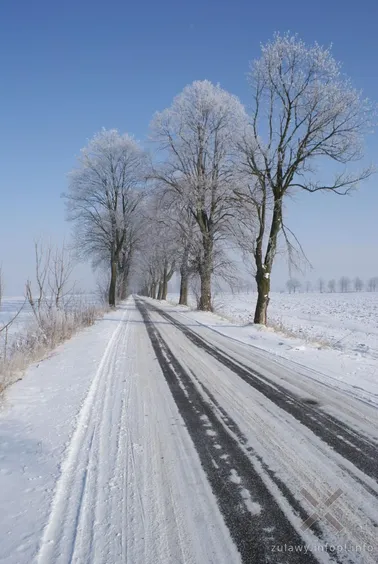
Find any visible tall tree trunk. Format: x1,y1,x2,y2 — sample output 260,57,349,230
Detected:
198,238,213,311
196,207,213,311
118,257,130,301
162,280,168,300
253,194,282,325
162,261,175,301
108,256,117,307
179,249,190,306
254,267,270,324
119,279,127,301
151,282,157,299
199,269,212,310
157,280,163,300
179,271,189,305
160,266,167,300
162,266,170,301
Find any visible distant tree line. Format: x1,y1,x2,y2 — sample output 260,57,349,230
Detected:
286,276,378,293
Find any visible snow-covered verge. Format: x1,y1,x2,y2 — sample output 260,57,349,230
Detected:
165,292,378,403
215,292,378,356
0,307,125,563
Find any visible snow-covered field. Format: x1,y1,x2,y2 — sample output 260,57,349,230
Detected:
0,298,33,336
168,291,378,358
0,294,99,345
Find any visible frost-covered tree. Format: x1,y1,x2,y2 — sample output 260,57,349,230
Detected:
116,210,144,301
339,276,351,293
318,278,325,293
175,206,197,306
64,129,146,306
236,33,374,325
328,279,336,293
150,184,198,306
367,276,378,292
354,276,364,292
286,278,301,293
148,197,177,301
132,194,178,300
150,80,248,311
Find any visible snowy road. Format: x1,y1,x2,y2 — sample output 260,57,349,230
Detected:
1,297,377,563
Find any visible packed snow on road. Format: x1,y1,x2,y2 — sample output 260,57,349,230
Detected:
0,296,377,563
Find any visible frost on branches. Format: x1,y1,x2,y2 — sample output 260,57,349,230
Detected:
65,129,146,306
236,33,375,325
151,80,249,311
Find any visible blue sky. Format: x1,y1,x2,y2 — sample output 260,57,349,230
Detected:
1,0,377,293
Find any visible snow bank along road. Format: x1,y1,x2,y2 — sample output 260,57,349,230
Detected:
1,298,377,563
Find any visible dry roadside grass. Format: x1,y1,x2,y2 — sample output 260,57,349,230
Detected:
0,304,108,399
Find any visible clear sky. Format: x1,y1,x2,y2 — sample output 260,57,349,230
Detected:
1,0,377,294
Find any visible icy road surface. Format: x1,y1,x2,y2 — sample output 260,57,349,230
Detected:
0,297,377,563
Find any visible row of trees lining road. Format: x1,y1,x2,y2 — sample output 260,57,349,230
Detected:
287,277,378,293
64,33,375,324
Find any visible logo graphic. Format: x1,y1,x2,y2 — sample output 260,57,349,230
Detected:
300,488,344,532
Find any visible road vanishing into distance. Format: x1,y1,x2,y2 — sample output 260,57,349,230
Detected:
5,297,378,564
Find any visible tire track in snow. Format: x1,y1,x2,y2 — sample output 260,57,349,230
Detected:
36,305,130,564
146,301,378,485
136,299,322,564
11,300,244,564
